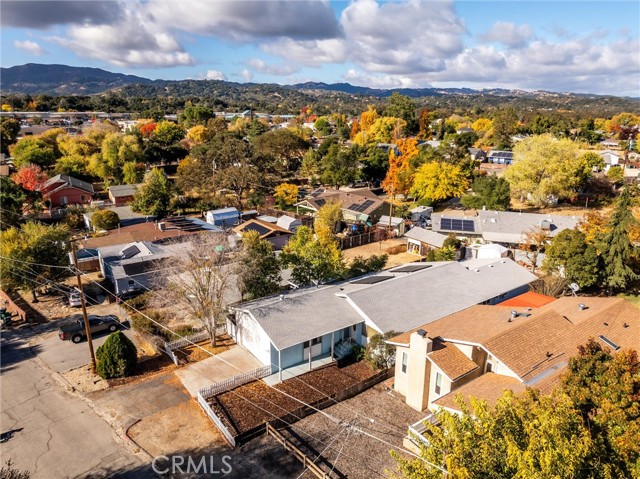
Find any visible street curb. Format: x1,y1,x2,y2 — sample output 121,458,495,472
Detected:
124,418,154,461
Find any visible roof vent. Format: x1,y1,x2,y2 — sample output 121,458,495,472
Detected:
416,329,427,338
475,269,480,273
624,323,629,328
578,303,587,311
546,351,553,358
279,294,284,301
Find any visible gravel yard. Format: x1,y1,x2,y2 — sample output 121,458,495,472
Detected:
279,385,425,479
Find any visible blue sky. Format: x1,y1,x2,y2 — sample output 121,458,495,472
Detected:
1,0,639,96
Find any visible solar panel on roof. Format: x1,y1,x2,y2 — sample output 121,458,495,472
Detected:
350,199,374,213
244,223,270,236
439,218,475,232
315,199,326,207
350,275,394,285
122,261,155,276
120,245,140,259
392,264,433,273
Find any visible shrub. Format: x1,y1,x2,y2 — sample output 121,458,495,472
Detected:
95,331,137,379
91,209,119,230
130,310,171,340
346,254,388,278
365,331,399,370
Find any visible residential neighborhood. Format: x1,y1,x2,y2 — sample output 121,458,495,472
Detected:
1,2,640,479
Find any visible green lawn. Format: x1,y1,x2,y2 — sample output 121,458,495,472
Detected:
618,293,640,309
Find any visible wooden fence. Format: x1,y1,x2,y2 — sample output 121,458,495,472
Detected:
196,390,236,447
339,231,376,250
198,365,272,398
266,423,329,479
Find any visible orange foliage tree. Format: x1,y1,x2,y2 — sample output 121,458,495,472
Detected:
382,138,418,197
12,164,48,191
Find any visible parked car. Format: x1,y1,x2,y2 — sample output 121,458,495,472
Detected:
58,314,121,343
68,288,84,307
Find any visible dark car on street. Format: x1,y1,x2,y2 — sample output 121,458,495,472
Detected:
58,314,121,343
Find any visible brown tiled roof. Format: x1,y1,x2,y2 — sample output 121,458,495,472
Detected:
500,291,556,308
433,373,525,412
427,342,478,381
484,297,640,382
387,305,536,346
82,222,200,248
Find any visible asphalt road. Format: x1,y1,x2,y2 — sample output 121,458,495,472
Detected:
36,323,134,373
0,325,151,478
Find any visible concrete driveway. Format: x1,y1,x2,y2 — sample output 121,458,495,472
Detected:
34,325,135,373
175,346,264,397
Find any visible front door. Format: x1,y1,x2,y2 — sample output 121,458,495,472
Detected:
303,337,322,360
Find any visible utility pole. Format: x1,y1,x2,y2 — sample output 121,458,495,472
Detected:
388,183,394,239
71,241,96,373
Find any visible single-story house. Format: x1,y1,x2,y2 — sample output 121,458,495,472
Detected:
38,174,94,208
276,215,303,232
98,241,184,295
599,149,621,171
206,207,241,228
387,295,639,415
487,150,514,164
228,259,537,382
108,184,140,206
405,227,448,255
600,138,620,149
232,219,293,250
468,148,487,162
376,215,406,237
431,210,581,245
295,188,390,224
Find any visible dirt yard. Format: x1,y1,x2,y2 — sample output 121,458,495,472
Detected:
342,238,418,269
275,384,425,479
174,334,235,363
210,361,379,435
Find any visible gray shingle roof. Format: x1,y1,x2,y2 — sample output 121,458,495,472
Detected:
42,174,94,194
109,184,139,197
238,286,362,351
236,258,537,350
478,210,580,244
346,260,537,334
405,227,448,248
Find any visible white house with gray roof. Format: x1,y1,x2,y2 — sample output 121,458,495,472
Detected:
432,210,581,245
227,259,537,381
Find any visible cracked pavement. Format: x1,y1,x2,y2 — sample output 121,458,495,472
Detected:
1,327,150,478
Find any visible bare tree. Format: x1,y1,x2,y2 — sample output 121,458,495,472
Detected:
161,233,230,347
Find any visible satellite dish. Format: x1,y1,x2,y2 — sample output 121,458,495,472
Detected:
569,283,580,296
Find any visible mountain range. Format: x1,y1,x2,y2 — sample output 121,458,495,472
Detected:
2,63,634,100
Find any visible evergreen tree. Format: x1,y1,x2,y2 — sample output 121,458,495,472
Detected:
601,189,639,291
96,331,137,379
236,231,281,301
544,229,601,289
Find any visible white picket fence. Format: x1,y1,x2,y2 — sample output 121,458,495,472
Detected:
197,390,236,447
198,365,273,399
163,326,227,366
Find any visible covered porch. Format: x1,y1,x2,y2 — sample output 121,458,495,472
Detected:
263,352,334,386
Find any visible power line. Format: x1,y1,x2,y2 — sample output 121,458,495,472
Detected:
5,254,448,475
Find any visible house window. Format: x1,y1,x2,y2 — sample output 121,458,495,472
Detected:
435,372,442,395
303,341,309,349
81,195,85,201
127,280,135,287
401,352,408,374
312,337,322,346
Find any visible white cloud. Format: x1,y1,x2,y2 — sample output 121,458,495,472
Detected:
240,69,253,82
479,21,533,48
14,40,47,56
245,59,298,76
48,4,194,68
343,69,420,89
203,70,227,81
